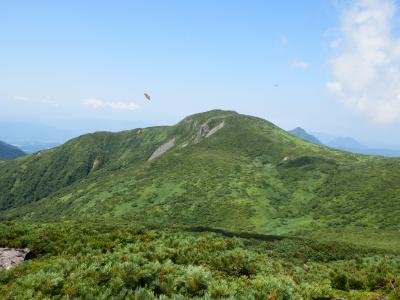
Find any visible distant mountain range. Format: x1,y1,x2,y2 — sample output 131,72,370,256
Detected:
0,121,151,154
288,127,322,145
289,127,400,157
10,141,61,154
0,122,75,154
0,141,25,160
0,122,78,143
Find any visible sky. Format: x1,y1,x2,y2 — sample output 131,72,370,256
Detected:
2,0,400,148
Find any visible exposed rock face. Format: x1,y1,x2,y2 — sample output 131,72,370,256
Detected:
91,158,101,171
194,121,225,143
148,119,225,161
206,121,224,138
148,138,176,161
194,123,210,143
0,248,30,270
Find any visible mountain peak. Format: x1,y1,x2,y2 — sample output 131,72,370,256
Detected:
292,126,306,132
288,127,322,145
179,109,238,124
326,137,366,149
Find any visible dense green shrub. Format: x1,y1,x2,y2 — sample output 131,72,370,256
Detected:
0,221,399,299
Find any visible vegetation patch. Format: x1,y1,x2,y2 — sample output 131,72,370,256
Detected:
0,221,398,299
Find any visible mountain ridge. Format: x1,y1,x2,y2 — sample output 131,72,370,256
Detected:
0,141,25,160
0,110,399,239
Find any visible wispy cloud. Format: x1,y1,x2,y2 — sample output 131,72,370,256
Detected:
41,96,59,107
327,0,400,124
291,60,309,69
12,95,60,107
279,35,289,45
12,95,29,102
82,98,139,111
82,98,105,109
108,101,139,111
330,39,341,48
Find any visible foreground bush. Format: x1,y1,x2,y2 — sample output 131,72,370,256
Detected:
0,221,398,299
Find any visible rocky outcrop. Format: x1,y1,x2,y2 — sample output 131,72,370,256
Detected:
206,121,224,138
194,123,210,143
0,248,30,270
194,121,225,143
91,158,101,171
148,138,176,161
148,120,225,160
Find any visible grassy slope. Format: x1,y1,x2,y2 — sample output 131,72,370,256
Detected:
0,126,172,210
0,110,399,249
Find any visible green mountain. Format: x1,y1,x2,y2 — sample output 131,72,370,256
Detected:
289,127,322,145
0,141,25,160
1,110,400,299
1,110,399,238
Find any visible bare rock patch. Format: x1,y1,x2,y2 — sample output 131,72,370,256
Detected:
148,138,176,161
194,121,225,143
206,121,224,137
0,248,30,270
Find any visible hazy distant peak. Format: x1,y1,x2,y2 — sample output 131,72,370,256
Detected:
326,137,366,149
288,127,322,145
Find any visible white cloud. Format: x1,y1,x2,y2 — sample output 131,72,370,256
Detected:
108,101,139,111
326,81,343,94
82,98,139,111
12,96,29,102
291,60,309,69
330,39,341,48
12,95,60,107
41,96,60,107
327,0,400,124
83,98,106,109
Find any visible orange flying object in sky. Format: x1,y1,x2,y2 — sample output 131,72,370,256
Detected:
144,93,151,101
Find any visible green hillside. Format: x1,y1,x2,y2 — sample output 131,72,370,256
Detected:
1,110,400,299
0,140,25,160
1,110,399,237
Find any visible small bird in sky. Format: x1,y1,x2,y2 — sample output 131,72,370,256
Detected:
274,84,279,88
144,93,151,101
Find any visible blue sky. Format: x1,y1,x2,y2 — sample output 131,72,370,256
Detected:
2,0,400,148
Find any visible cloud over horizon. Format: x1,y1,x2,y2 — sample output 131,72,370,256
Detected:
82,98,139,111
327,0,400,124
12,95,59,107
12,96,30,102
